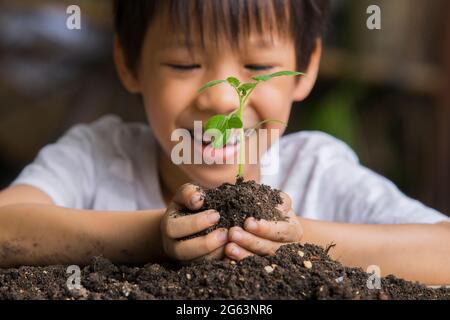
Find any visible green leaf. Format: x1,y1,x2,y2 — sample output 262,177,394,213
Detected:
211,136,224,148
252,71,304,82
204,115,230,148
239,83,257,91
239,82,257,96
205,114,227,131
205,127,232,148
226,77,240,88
269,70,304,78
252,74,272,82
227,114,243,129
204,128,223,148
205,113,243,148
198,79,226,93
212,129,232,148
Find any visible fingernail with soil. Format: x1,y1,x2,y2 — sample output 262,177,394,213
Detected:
246,219,257,231
217,229,228,243
207,210,220,224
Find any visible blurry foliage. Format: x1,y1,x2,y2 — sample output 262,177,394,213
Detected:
300,82,365,151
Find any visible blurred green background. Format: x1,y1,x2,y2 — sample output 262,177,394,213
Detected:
0,0,449,215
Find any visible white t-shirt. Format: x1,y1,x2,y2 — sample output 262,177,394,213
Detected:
12,114,449,224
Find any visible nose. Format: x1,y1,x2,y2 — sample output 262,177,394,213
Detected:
196,79,238,115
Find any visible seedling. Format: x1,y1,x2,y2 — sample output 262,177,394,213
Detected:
198,71,304,177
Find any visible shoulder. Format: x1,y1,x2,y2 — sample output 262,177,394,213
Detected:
261,130,359,189
62,114,154,158
66,114,147,143
11,114,156,209
277,130,359,168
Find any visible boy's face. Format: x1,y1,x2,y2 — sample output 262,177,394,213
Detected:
115,17,320,188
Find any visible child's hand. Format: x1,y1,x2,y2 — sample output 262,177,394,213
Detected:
225,192,302,260
160,184,228,263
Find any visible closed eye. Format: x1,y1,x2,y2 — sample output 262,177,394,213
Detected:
244,64,274,72
162,63,201,71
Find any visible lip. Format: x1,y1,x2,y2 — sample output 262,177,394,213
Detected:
194,138,240,164
186,127,254,144
189,128,257,164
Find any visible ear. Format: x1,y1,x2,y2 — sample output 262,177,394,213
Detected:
292,39,322,101
113,35,141,94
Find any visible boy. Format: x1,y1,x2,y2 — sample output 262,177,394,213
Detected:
0,0,449,285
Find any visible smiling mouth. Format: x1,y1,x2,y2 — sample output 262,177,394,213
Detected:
187,128,256,147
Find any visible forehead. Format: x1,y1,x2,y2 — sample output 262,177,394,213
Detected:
153,34,291,52
146,0,293,51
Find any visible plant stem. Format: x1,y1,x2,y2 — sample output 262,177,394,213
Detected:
237,87,257,178
238,95,245,177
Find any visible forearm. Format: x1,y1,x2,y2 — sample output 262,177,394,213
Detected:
0,203,166,267
299,217,450,285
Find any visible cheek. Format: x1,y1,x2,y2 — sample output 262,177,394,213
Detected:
139,81,183,151
142,74,195,119
254,85,292,125
139,75,200,155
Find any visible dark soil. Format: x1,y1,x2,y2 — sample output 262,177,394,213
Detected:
0,179,448,300
179,177,285,239
0,243,448,300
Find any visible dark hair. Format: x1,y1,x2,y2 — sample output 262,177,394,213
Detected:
113,0,329,74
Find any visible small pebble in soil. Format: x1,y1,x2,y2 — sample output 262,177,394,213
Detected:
264,266,274,273
1,243,449,300
335,276,345,283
